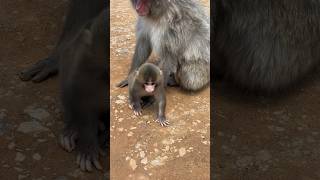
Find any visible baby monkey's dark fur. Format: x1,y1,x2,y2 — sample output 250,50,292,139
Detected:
128,63,169,126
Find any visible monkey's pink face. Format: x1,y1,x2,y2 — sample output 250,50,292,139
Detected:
133,0,151,16
144,82,155,93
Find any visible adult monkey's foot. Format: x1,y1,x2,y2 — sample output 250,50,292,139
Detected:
59,129,78,152
116,78,128,88
19,57,58,82
77,145,103,172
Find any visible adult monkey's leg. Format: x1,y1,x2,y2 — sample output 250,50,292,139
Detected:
19,0,104,82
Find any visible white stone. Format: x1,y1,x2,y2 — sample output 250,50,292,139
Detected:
179,148,186,157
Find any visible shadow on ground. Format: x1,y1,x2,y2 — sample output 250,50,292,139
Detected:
0,1,107,179
213,67,320,179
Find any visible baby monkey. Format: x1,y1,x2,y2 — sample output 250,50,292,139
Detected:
128,63,169,126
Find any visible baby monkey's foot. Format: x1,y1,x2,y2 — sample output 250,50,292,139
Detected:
133,108,142,116
155,116,169,127
129,103,142,116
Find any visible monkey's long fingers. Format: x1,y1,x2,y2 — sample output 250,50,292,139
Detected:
19,58,47,81
31,68,53,82
85,157,93,172
19,67,41,81
160,121,169,127
60,133,77,152
163,121,170,126
93,159,103,170
116,79,128,88
157,119,169,127
70,133,77,150
134,110,142,116
77,154,86,171
60,135,71,152
20,57,57,82
78,153,103,171
77,153,92,172
64,136,72,152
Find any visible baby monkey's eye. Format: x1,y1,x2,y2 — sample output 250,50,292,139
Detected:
145,82,155,86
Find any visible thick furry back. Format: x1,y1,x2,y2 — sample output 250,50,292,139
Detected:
214,0,320,91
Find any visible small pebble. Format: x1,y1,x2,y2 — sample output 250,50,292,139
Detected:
179,148,186,157
129,159,137,170
33,153,42,161
15,152,26,162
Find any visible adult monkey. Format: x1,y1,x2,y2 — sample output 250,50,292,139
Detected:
213,0,320,92
19,0,108,172
117,0,210,91
19,0,104,82
59,10,108,172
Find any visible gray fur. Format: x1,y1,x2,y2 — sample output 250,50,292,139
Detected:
128,63,168,126
214,0,320,92
122,0,210,91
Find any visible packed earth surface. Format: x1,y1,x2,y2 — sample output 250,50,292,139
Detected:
110,0,210,180
214,65,320,178
0,0,107,179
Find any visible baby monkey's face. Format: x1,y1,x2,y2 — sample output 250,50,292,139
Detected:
144,79,156,93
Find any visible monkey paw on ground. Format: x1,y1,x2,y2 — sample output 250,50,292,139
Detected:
155,116,169,127
129,103,142,116
59,130,78,152
19,57,58,82
77,149,103,172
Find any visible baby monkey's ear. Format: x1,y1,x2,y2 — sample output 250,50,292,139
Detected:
159,70,163,76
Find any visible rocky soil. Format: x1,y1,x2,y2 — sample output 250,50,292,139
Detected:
0,0,107,179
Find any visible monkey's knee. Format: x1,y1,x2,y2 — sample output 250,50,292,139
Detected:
177,64,210,91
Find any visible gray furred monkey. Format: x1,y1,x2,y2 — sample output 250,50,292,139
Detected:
213,0,320,92
118,0,210,91
128,63,169,126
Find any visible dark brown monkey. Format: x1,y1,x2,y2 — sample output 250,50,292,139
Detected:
19,0,108,172
128,63,169,126
19,0,104,82
59,10,108,172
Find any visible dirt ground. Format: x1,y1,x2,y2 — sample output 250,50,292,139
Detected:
2,0,318,180
0,0,107,179
110,1,210,180
213,69,320,179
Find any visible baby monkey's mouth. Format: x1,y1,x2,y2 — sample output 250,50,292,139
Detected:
144,83,155,93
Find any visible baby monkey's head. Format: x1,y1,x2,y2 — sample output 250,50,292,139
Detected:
136,63,163,93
